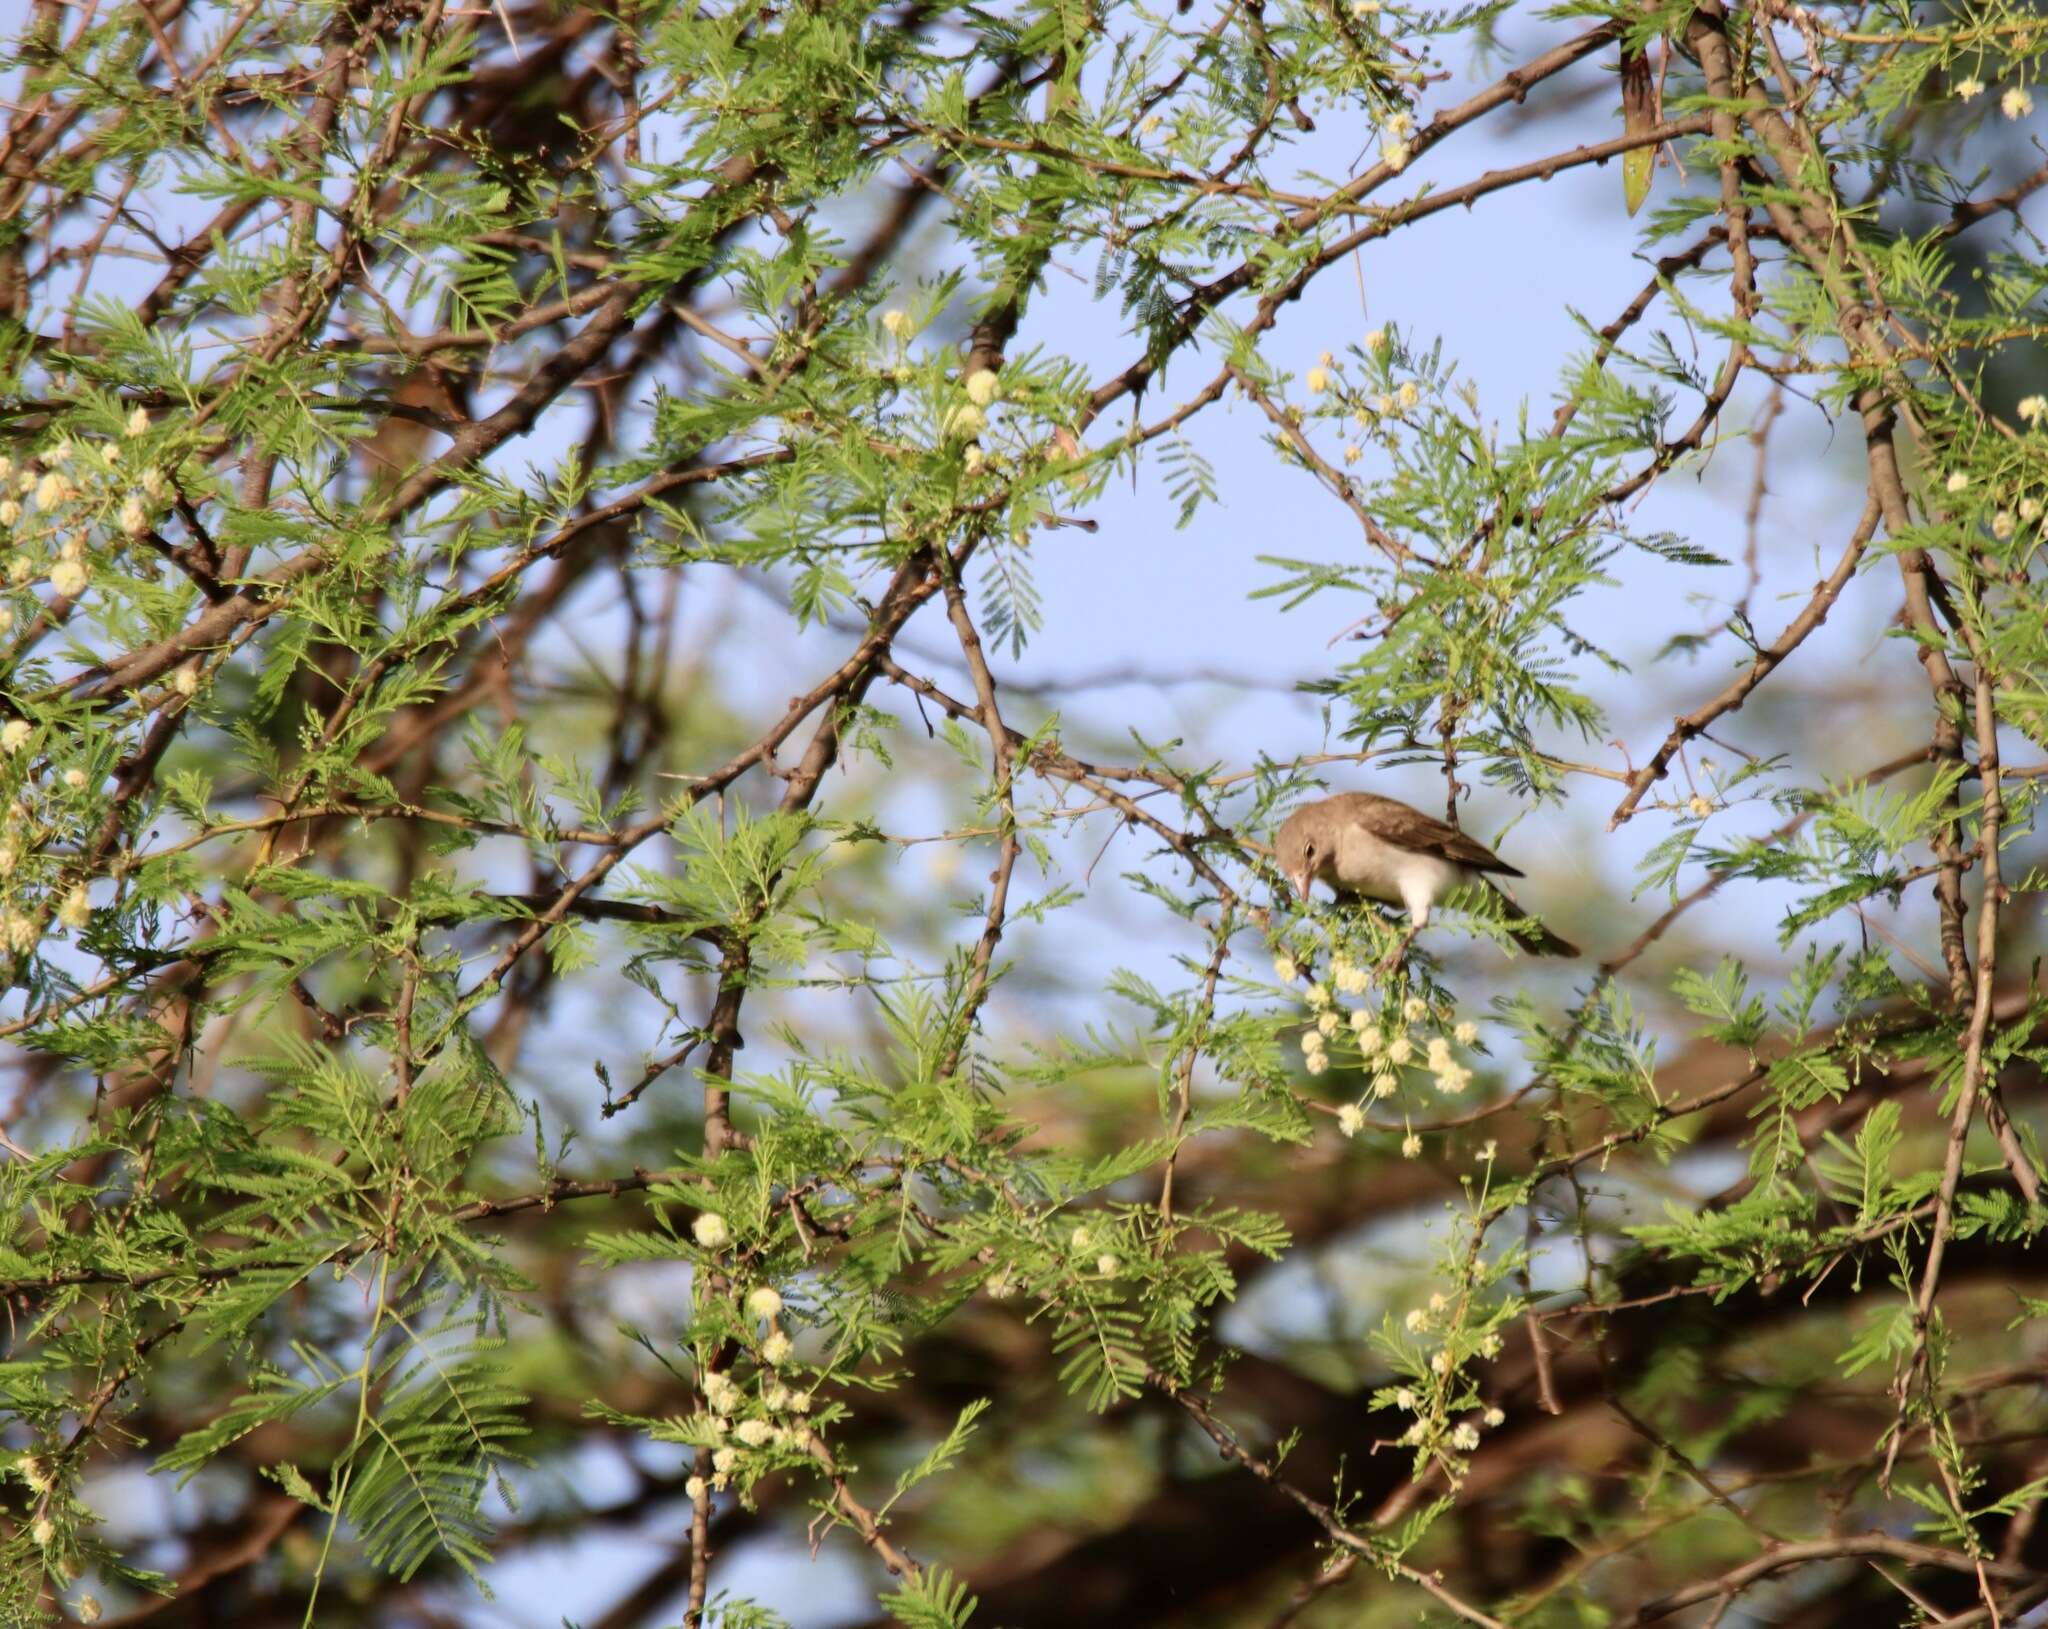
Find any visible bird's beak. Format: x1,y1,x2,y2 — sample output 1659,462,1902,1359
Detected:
1289,868,1312,901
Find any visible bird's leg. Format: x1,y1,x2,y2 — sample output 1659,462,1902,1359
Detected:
1374,922,1419,978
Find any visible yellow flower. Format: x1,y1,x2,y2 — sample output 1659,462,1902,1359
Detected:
2019,395,2047,425
1336,1103,1364,1137
1306,366,1330,393
120,496,148,537
1397,381,1420,410
881,309,910,338
58,886,89,932
746,1286,783,1319
964,368,1001,407
1402,1132,1423,1157
126,406,150,437
1946,471,1970,493
692,1212,731,1249
947,404,986,438
49,559,88,598
1381,139,1410,172
1956,77,1985,101
1365,327,1387,351
2003,85,2033,120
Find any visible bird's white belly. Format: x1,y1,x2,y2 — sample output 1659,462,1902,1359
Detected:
1329,827,1469,921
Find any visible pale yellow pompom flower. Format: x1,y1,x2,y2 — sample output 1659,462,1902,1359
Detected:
692,1212,731,1249
2003,85,2033,120
126,406,150,438
881,308,910,338
746,1286,783,1320
1306,366,1330,393
1956,77,1985,101
964,368,1000,407
49,559,88,598
58,886,89,932
1336,1103,1364,1138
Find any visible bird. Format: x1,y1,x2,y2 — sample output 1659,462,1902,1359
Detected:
1273,792,1578,960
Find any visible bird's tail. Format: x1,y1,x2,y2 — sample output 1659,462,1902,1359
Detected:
1484,882,1579,958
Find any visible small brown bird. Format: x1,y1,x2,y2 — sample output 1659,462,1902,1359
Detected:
1274,792,1578,958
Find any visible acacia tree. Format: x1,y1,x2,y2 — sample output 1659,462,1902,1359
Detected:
1,0,2045,1623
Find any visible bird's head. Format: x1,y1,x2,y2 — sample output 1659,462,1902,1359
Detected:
1274,810,1322,902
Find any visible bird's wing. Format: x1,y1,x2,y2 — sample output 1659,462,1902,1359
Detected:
1333,793,1524,877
